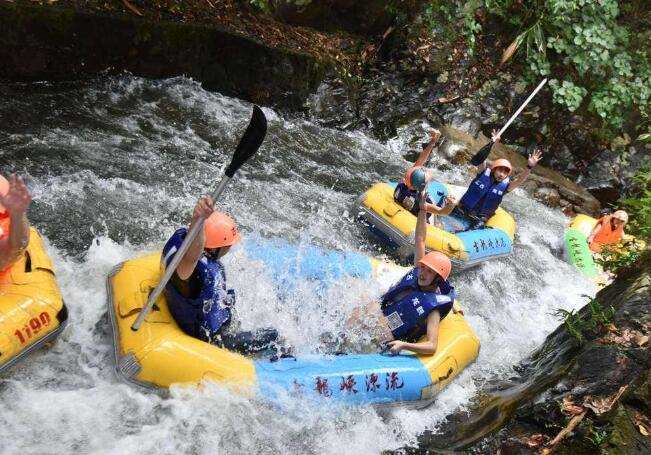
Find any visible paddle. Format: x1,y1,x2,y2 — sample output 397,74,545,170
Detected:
131,105,268,331
470,78,547,166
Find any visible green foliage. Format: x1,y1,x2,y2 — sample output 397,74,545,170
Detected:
588,428,610,446
553,308,586,343
422,0,650,136
549,79,587,112
595,241,644,275
584,421,612,447
619,161,651,240
554,296,615,343
248,0,270,12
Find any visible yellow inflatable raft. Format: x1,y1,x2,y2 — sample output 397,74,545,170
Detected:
356,181,516,268
107,252,480,407
0,228,68,374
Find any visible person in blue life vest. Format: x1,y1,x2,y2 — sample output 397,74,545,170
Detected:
393,129,456,223
450,130,543,231
162,195,280,355
348,189,459,355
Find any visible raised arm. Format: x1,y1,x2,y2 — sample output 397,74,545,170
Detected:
414,129,441,167
507,149,543,192
413,190,429,266
175,196,214,280
0,175,31,271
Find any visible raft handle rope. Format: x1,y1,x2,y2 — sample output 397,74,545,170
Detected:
131,106,268,331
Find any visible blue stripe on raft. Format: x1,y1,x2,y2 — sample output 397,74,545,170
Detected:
242,237,374,283
457,228,512,261
254,353,432,404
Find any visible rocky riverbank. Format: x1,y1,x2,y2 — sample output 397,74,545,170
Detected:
412,252,650,454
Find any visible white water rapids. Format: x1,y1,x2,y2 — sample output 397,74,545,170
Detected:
0,76,596,454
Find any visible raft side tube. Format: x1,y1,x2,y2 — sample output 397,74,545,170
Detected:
242,237,374,284
254,309,480,406
0,228,67,374
106,254,257,391
564,227,598,278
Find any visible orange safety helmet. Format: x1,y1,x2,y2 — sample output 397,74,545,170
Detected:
491,158,513,175
204,212,241,249
418,251,452,280
0,175,9,214
404,166,427,191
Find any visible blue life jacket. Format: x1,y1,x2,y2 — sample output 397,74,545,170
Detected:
459,168,510,219
393,182,436,218
380,267,455,341
162,228,235,342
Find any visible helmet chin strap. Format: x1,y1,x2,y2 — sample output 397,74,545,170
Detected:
204,247,224,260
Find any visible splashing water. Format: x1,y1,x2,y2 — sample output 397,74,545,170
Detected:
0,75,596,454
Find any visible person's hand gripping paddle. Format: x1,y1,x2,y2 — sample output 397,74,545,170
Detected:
132,105,268,331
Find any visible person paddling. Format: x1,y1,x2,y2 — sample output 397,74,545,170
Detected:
587,210,629,253
0,174,32,274
451,130,543,230
162,195,280,355
348,187,457,355
393,129,456,222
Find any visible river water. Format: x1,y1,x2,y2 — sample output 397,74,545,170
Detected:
0,75,596,454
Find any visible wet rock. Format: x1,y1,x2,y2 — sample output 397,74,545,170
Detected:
442,99,482,137
439,137,469,163
547,145,578,175
577,150,623,207
534,187,561,207
307,79,357,128
621,143,651,197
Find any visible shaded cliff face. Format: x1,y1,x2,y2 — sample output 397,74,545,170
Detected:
415,253,650,454
0,1,337,109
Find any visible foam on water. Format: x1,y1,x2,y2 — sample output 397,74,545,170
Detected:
0,75,595,454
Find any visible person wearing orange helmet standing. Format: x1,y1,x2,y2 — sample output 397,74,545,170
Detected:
587,210,629,253
347,190,457,355
162,195,278,353
453,130,543,230
0,174,32,274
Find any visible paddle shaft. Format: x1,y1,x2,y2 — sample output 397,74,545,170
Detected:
131,175,231,331
496,78,547,138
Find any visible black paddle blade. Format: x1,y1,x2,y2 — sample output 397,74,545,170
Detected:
225,105,268,178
